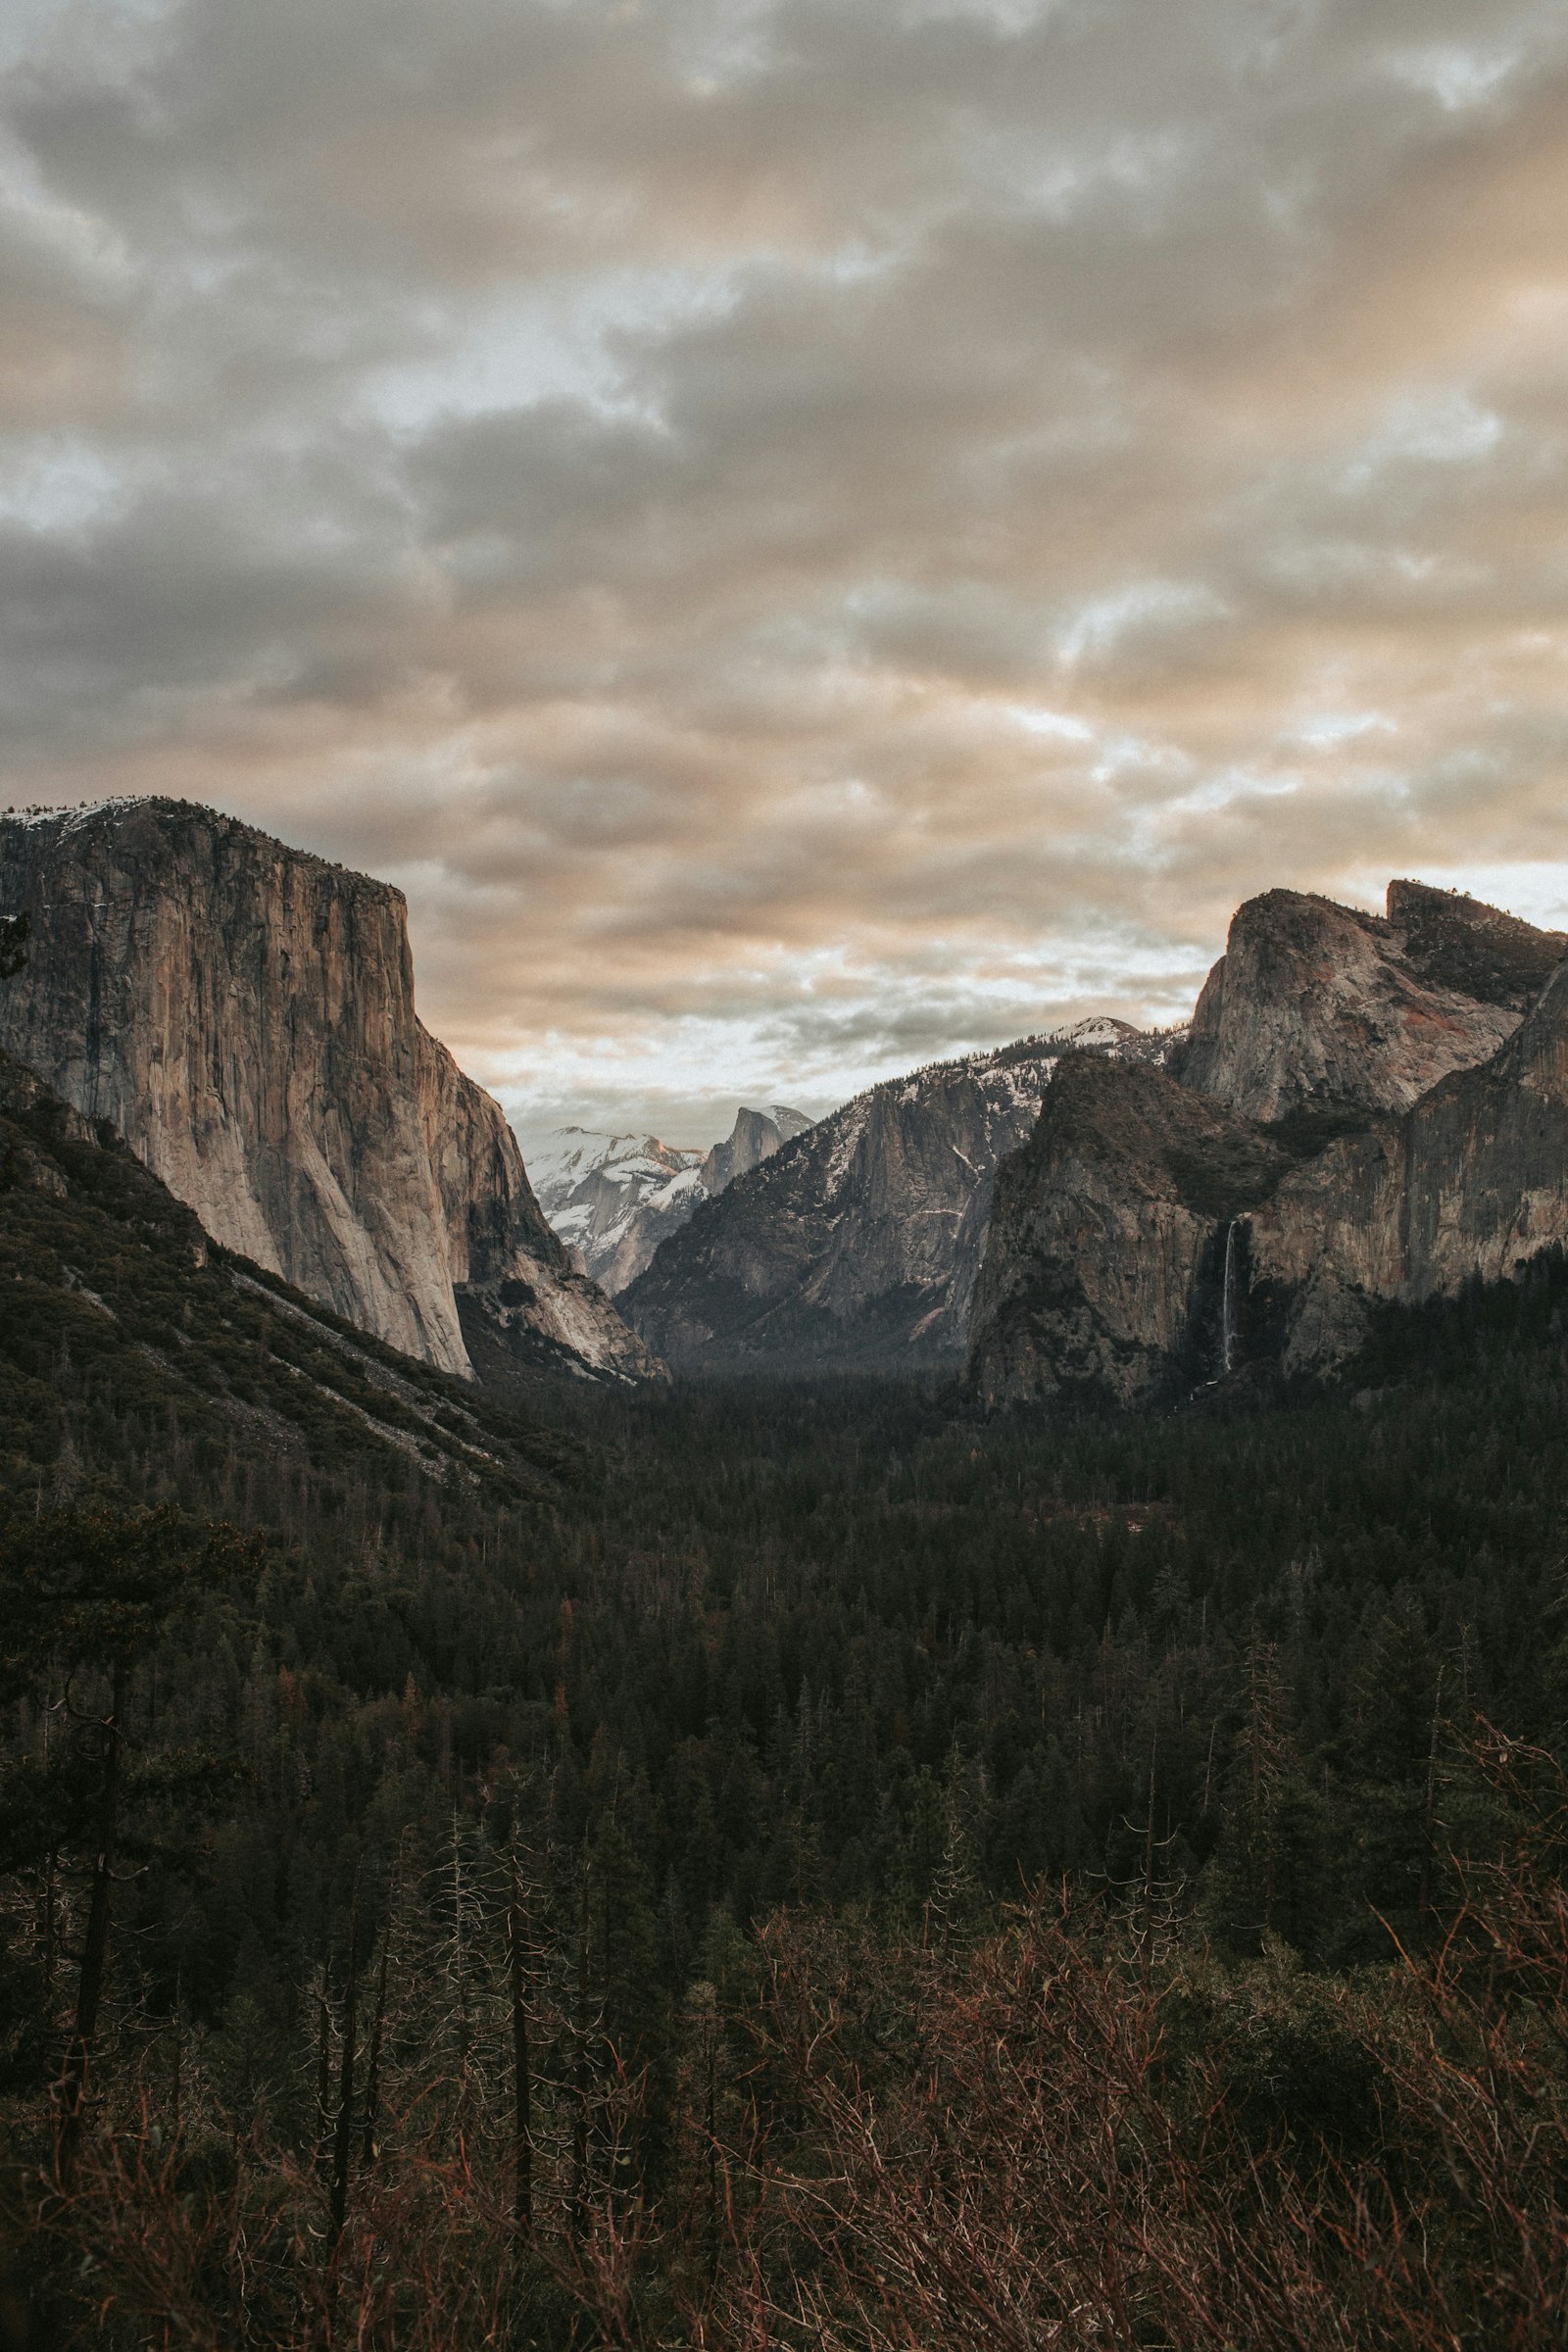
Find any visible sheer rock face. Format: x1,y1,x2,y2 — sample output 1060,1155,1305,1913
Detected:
620,1022,1174,1373
0,800,657,1384
968,1054,1293,1408
1249,955,1568,1373
970,883,1568,1407
699,1105,810,1198
1171,883,1554,1122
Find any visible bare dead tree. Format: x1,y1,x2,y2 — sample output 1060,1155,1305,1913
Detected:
55,1661,124,2189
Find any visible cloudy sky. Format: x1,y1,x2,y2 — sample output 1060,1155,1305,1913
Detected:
4,0,1568,1151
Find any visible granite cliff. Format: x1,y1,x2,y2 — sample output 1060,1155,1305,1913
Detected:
620,1021,1174,1373
970,881,1568,1408
0,800,657,1385
700,1104,811,1198
1170,881,1554,1119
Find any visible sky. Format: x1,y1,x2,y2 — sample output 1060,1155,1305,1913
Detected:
3,0,1568,1154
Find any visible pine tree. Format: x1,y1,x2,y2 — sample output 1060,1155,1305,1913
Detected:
1206,1632,1325,1957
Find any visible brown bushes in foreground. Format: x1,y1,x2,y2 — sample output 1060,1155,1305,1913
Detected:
716,1720,1568,2350
13,1723,1568,2349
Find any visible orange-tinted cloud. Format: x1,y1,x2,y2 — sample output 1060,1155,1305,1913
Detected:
3,0,1568,1148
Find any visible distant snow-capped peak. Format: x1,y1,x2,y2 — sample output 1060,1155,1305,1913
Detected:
528,1106,810,1293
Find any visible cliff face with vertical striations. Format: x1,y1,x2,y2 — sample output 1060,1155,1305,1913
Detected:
699,1104,811,1199
970,881,1568,1408
0,799,658,1384
620,1022,1176,1372
1168,883,1546,1121
1245,953,1568,1377
968,1053,1294,1408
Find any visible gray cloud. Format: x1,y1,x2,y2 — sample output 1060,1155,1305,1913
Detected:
4,0,1568,1144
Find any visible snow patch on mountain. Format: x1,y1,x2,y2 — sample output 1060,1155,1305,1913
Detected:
620,1012,1184,1372
532,1106,810,1293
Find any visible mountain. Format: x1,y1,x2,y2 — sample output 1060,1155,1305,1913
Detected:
0,1049,573,1504
969,881,1568,1408
529,1128,707,1293
1167,880,1553,1119
531,1104,811,1293
619,1020,1175,1372
700,1103,812,1195
0,800,658,1387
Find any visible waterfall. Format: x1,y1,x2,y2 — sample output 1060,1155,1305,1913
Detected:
1221,1219,1240,1376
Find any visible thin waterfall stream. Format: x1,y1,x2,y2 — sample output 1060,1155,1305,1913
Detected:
1221,1218,1239,1376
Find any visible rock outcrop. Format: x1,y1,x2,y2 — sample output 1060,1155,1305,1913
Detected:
968,1054,1294,1408
0,799,657,1385
970,881,1568,1408
700,1104,811,1198
532,1105,810,1295
1170,883,1547,1121
620,1021,1175,1373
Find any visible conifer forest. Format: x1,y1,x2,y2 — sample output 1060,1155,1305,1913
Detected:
4,1069,1568,2346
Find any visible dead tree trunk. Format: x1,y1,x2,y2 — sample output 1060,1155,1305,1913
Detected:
56,1662,123,2188
360,1932,390,2171
509,1844,534,2243
571,1863,591,2246
327,1932,360,2253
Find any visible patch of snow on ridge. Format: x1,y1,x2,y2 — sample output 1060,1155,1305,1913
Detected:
3,796,148,834
821,1100,872,1200
1059,1015,1130,1050
529,1107,813,1292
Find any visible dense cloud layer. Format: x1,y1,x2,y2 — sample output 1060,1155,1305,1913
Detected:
3,0,1567,1147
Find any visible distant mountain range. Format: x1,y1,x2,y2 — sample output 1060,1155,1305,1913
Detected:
619,1019,1180,1372
5,799,1567,1410
530,1105,810,1293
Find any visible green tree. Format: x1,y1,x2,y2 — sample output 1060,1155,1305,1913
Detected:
1206,1633,1326,1957
0,1498,248,2179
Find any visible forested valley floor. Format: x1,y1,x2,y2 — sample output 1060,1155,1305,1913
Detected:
5,1082,1568,2347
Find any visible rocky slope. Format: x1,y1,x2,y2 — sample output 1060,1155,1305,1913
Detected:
532,1104,809,1293
620,1021,1174,1372
0,800,657,1385
970,881,1568,1407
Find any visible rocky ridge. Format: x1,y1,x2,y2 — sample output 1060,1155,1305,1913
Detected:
0,800,657,1386
969,882,1568,1407
1169,883,1546,1119
532,1104,809,1294
620,1020,1176,1372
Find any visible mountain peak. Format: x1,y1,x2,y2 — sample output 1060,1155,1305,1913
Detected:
620,1024,1168,1372
1171,878,1556,1122
532,1103,813,1293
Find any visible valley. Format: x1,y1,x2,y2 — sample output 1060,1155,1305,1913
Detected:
4,804,1568,2347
